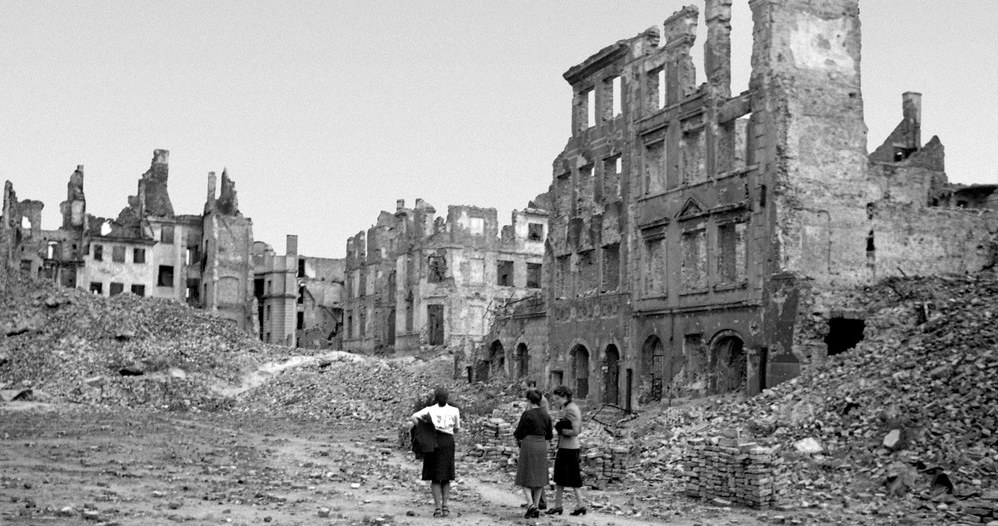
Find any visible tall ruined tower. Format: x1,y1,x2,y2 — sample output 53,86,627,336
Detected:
749,0,873,284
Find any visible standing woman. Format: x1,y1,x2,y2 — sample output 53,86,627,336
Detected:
410,386,461,518
547,385,587,516
513,389,553,518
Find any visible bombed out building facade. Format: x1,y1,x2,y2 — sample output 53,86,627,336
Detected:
1,150,257,330
486,0,997,409
343,198,547,361
0,151,346,348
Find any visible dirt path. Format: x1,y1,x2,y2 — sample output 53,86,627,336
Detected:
0,404,773,526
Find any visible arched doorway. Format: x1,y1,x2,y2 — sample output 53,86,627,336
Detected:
603,345,620,405
641,336,665,402
490,340,505,379
514,343,529,378
711,334,746,394
570,345,590,399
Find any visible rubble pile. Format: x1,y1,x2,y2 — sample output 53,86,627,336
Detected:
638,273,998,520
0,275,295,410
684,434,787,509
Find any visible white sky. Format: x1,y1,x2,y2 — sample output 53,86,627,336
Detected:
2,1,996,258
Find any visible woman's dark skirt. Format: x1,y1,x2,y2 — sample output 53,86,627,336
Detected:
553,448,583,488
515,435,549,488
421,431,455,482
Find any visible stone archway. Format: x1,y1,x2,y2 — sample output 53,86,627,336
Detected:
711,333,746,394
641,335,665,402
514,343,528,378
603,344,620,405
570,344,590,400
489,340,505,379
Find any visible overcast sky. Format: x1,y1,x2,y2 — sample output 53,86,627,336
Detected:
2,1,995,258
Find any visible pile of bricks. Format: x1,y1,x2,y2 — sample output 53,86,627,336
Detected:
683,435,786,509
463,416,519,469
581,445,631,489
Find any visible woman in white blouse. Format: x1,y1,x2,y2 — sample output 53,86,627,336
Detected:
410,386,461,518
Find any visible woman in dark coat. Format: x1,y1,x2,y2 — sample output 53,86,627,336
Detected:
513,388,552,518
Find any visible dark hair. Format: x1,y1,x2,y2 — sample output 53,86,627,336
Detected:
552,385,572,401
433,386,449,407
525,389,542,405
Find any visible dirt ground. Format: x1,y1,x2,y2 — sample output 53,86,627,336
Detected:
0,404,781,526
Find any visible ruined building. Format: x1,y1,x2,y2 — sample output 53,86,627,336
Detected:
486,0,997,409
343,198,548,362
252,235,345,348
1,150,257,332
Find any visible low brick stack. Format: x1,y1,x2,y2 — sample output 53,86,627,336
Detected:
463,416,519,469
684,436,786,509
581,445,631,489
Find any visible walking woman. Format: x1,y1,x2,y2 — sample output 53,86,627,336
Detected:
513,388,552,518
410,386,461,518
547,385,587,516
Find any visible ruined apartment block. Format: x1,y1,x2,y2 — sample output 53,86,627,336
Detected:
1,150,258,332
528,0,997,410
252,235,345,348
343,198,548,366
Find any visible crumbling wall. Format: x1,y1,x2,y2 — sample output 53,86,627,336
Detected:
203,170,256,332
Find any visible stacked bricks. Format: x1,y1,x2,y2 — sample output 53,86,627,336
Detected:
463,416,518,469
581,446,632,489
684,434,787,509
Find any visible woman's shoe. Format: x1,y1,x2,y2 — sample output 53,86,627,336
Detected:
524,505,539,518
569,506,587,516
433,508,443,518
544,507,563,515
441,506,450,517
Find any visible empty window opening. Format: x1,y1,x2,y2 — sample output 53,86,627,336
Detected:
497,260,514,287
109,282,124,297
160,225,175,244
298,258,306,277
681,229,708,292
112,246,126,263
359,308,367,336
427,304,445,345
825,317,865,356
157,265,174,287
527,223,544,241
549,370,564,388
658,69,666,108
90,282,103,295
717,222,747,283
468,216,485,235
47,241,58,259
298,285,305,304
21,216,31,229
603,155,621,202
297,311,305,330
578,250,597,294
526,262,542,289
611,76,622,117
644,238,666,297
602,243,620,291
131,284,145,297
20,260,32,275
644,140,666,195
185,248,193,266
572,345,590,399
265,305,272,321
133,248,146,264
514,343,529,378
586,89,596,128
186,284,199,304
428,253,447,283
